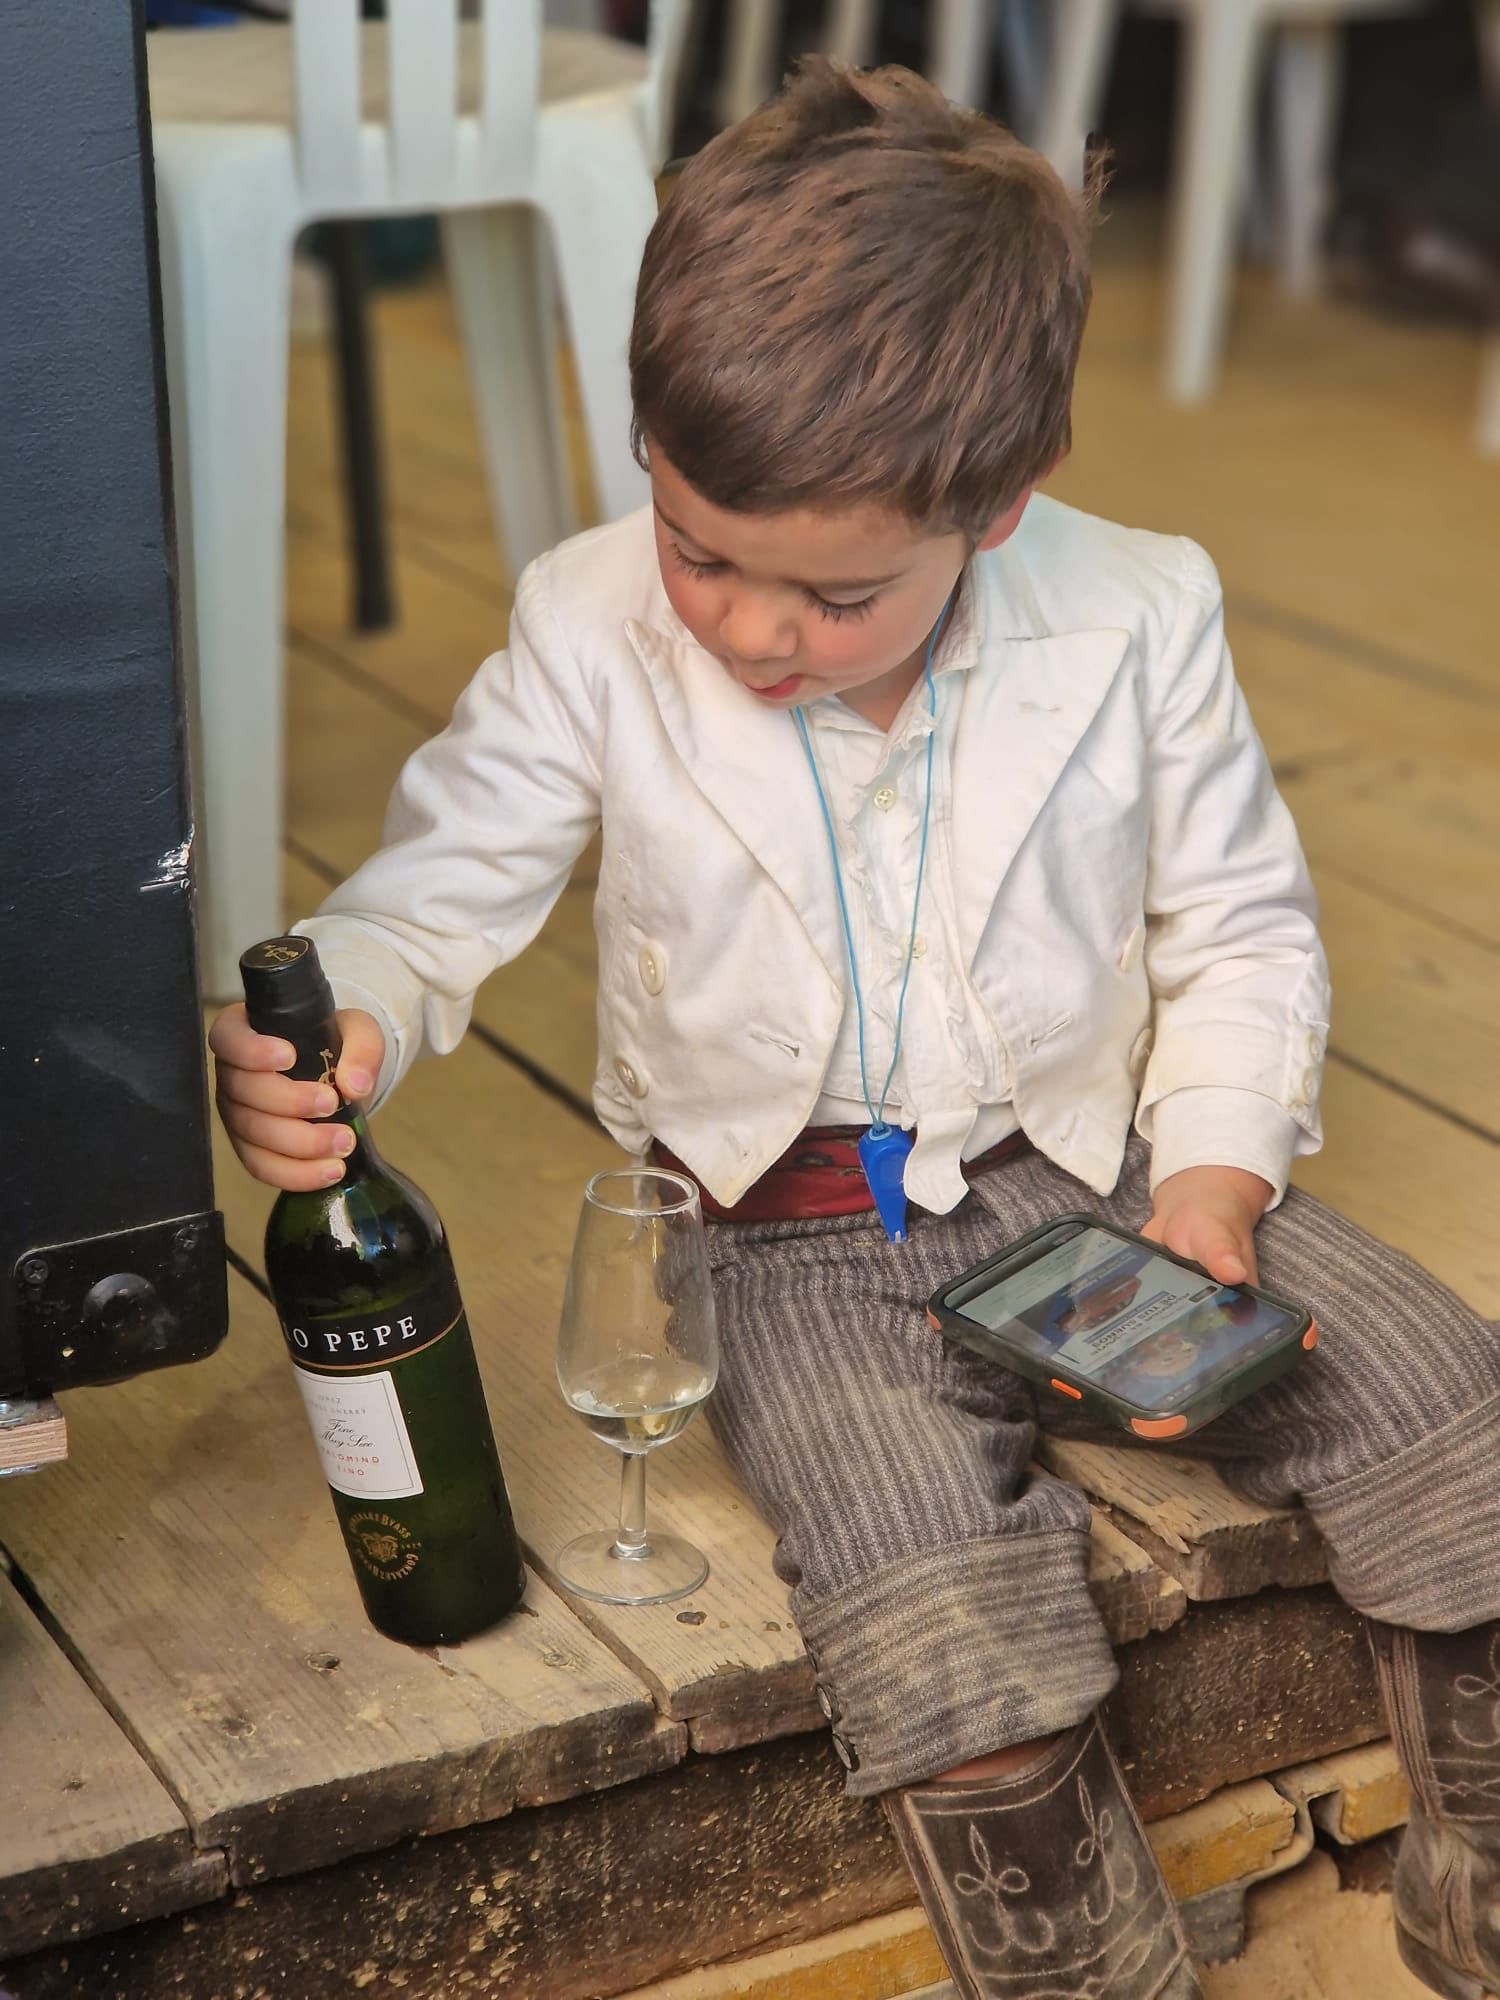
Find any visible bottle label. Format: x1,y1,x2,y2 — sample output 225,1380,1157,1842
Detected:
279,1272,462,1373
294,1368,425,1501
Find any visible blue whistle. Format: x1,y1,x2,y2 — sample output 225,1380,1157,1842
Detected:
859,1124,913,1244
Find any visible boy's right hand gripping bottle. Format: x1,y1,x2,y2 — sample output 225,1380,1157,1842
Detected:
241,936,527,1645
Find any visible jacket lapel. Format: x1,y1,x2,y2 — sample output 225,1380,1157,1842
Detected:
625,619,848,984
626,595,1132,983
948,624,1132,965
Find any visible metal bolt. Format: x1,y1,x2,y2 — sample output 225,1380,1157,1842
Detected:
174,1225,199,1256
18,1256,48,1288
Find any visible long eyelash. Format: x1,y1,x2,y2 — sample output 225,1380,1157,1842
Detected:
669,541,725,580
671,539,875,621
811,594,877,623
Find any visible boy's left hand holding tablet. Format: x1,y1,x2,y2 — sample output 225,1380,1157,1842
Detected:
1143,1163,1274,1287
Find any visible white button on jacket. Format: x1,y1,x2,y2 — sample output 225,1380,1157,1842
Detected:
299,499,1331,1211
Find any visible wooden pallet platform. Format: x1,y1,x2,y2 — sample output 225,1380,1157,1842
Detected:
3,203,1494,1996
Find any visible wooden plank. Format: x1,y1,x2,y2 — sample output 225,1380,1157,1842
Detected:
0,1400,66,1474
0,1732,914,2000
610,1777,1301,2000
0,1265,682,1888
0,1656,1382,2000
1036,1439,1327,1603
0,1571,226,1957
1316,871,1500,1138
1275,1739,1410,1848
1085,1502,1187,1641
1052,239,1497,686
1279,754,1500,951
1294,1060,1500,1316
1109,1586,1383,1822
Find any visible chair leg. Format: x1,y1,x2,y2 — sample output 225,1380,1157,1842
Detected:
1478,336,1500,458
153,133,295,998
1164,0,1265,404
537,100,657,526
442,205,575,581
1036,0,1121,191
722,0,781,125
826,0,878,69
1272,18,1341,301
323,220,395,633
931,0,990,107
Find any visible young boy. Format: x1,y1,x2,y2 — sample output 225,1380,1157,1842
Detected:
212,61,1500,2000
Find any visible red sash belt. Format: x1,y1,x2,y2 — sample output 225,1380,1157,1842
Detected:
649,1127,1029,1224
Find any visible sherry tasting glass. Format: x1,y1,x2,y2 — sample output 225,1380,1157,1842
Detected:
555,1167,719,1605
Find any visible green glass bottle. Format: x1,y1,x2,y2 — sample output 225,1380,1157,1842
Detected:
241,936,527,1645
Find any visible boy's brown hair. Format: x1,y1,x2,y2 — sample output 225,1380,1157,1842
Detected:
630,59,1098,539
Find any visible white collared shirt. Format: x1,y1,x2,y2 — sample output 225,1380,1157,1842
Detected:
798,591,1020,1210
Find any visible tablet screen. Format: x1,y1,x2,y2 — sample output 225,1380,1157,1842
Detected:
948,1225,1300,1410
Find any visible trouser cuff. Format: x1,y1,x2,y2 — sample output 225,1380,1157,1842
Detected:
795,1528,1118,1797
1306,1388,1500,1631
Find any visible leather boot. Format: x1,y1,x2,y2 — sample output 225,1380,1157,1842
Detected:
1369,1617,1500,2000
883,1715,1201,1998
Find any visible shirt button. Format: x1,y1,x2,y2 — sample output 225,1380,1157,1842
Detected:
1305,1033,1321,1059
910,935,927,959
638,944,667,996
1300,1066,1319,1099
614,1057,648,1099
872,786,896,811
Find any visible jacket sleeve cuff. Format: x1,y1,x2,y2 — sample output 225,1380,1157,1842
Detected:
1143,1086,1304,1207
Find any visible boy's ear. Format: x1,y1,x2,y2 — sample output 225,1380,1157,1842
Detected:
975,487,1034,553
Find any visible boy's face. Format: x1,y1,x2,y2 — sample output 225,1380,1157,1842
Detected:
648,452,1025,721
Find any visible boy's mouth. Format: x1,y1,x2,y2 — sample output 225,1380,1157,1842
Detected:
744,673,802,701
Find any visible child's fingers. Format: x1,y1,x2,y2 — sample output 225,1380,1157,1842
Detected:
208,1004,295,1074
216,1064,340,1123
220,1100,354,1164
232,1135,350,1193
1184,1218,1254,1287
332,1008,385,1103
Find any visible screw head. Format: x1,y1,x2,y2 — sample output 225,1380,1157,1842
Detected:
173,1225,200,1256
18,1256,48,1288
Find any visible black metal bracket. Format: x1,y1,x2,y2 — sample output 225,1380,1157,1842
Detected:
13,1211,228,1394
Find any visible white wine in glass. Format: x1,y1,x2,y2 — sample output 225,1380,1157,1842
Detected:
555,1168,718,1605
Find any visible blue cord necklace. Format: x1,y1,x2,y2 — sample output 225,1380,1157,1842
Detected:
792,592,955,1244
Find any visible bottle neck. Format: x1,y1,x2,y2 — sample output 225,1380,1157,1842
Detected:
279,1018,382,1176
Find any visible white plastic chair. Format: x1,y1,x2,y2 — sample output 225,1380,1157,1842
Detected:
1037,0,1418,403
147,2,688,994
718,0,1005,122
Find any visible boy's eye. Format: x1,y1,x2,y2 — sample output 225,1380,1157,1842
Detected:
810,592,877,623
669,541,727,580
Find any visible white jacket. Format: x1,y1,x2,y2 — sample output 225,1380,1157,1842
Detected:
302,496,1330,1209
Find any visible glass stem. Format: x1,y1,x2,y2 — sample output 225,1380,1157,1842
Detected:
612,1451,650,1560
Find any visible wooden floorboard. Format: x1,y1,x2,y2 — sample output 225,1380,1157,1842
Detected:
0,1575,227,1958
0,1257,682,1890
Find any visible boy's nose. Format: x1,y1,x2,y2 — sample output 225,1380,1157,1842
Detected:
720,597,797,665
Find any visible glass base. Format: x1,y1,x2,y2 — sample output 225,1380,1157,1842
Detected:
555,1528,709,1606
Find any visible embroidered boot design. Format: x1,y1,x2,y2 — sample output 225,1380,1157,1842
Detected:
1369,1618,1500,2000
883,1716,1201,1998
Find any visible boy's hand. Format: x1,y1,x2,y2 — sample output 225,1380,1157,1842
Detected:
1142,1165,1273,1287
209,1004,387,1191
